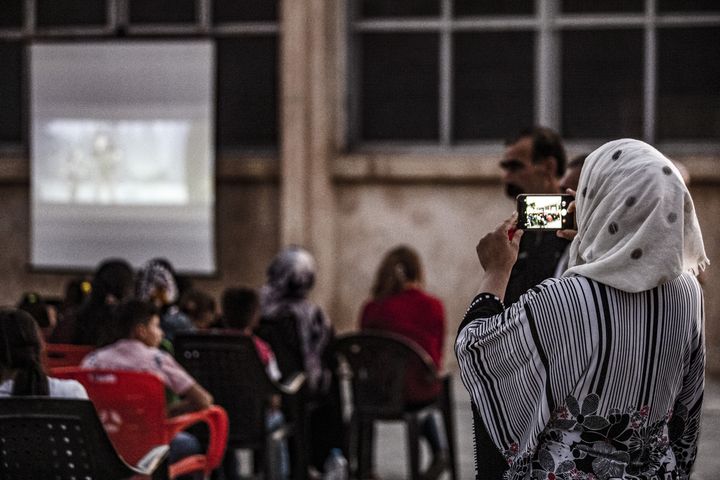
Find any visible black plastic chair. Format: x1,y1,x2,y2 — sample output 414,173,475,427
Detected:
334,331,458,480
173,331,307,479
0,397,169,480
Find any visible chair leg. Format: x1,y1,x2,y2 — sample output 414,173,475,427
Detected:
405,414,421,480
357,418,374,480
441,377,458,480
151,455,171,480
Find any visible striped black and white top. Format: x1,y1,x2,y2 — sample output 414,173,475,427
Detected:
455,273,704,480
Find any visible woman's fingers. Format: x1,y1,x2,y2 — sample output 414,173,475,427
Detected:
556,229,577,240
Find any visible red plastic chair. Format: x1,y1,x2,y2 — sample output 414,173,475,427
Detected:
53,367,229,479
44,343,94,370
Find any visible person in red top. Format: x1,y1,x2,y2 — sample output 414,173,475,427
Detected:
359,245,448,480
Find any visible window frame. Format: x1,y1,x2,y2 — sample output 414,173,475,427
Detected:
346,0,720,151
0,0,280,154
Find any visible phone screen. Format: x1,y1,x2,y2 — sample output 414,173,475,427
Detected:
517,194,575,230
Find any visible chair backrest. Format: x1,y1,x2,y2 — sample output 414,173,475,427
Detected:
44,343,94,370
0,397,141,480
173,331,278,447
334,331,440,418
52,368,169,466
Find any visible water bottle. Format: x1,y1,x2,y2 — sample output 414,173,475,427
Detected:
323,448,348,480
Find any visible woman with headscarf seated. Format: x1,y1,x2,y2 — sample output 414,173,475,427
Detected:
257,246,343,476
456,139,708,479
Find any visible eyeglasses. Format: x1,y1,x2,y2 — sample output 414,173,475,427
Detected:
499,159,526,173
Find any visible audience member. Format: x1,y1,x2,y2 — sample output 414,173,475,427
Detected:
136,258,194,342
499,126,569,304
179,288,219,330
17,292,57,341
81,300,213,467
73,258,134,346
49,276,92,343
0,308,87,398
257,246,343,473
457,139,707,479
359,245,448,480
222,287,288,480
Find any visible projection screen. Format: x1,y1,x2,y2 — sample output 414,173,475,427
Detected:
30,41,216,274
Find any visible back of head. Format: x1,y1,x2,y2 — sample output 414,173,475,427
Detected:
0,308,49,396
136,259,179,305
17,292,51,329
114,300,158,341
222,288,259,330
180,289,216,322
92,258,134,304
509,126,567,177
64,277,92,309
264,246,317,302
565,139,709,292
371,245,423,301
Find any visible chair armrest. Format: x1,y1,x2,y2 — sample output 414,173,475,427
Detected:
131,445,170,476
165,405,229,474
275,372,306,395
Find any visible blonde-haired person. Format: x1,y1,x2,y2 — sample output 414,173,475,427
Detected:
360,245,448,479
457,139,707,479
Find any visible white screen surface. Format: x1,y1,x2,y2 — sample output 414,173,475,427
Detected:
30,41,216,274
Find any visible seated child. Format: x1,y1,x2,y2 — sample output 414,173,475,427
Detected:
81,300,213,467
222,287,288,480
17,292,58,341
179,288,220,330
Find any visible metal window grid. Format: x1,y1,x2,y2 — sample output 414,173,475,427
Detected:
348,0,720,148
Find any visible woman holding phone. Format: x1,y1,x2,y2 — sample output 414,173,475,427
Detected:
456,139,707,479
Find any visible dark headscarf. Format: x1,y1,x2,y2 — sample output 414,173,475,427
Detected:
260,246,332,393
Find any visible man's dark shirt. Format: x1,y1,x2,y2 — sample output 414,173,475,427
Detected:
504,231,569,305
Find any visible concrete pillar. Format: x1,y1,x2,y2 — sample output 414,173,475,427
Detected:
279,0,338,312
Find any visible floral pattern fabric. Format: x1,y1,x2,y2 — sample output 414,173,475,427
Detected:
500,393,699,480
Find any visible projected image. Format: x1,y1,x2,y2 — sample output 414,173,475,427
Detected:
30,41,216,273
37,120,192,205
522,195,567,229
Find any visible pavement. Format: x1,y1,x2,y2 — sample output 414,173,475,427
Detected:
372,374,720,479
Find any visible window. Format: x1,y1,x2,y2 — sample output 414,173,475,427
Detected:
0,0,279,151
349,0,720,147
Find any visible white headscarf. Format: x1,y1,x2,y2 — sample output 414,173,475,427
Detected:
563,139,708,292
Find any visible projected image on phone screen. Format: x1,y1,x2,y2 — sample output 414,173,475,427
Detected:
522,196,567,229
38,120,192,205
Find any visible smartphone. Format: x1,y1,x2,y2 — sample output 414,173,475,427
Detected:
516,194,575,231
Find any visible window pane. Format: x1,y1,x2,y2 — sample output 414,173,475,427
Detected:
659,0,720,12
213,0,278,22
561,0,643,13
360,33,439,141
561,29,643,139
454,0,534,16
0,41,23,144
0,0,23,28
129,0,196,24
658,28,720,140
359,0,439,18
217,37,278,148
453,32,534,140
36,0,106,27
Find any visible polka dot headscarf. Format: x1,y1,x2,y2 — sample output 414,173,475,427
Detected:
564,139,709,292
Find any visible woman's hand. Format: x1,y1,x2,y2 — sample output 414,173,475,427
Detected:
557,189,577,241
476,213,524,273
475,214,523,300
